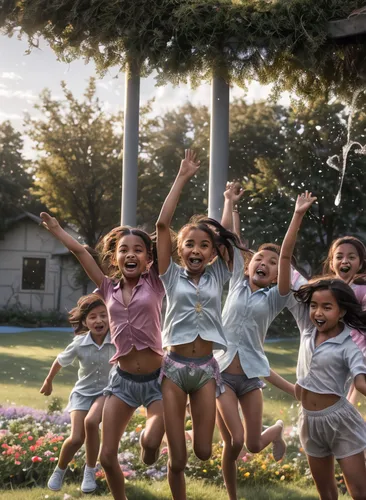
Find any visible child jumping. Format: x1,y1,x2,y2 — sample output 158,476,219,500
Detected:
156,150,243,500
41,294,115,493
278,194,366,500
40,214,166,500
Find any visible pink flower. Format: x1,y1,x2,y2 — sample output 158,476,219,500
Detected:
31,456,42,463
28,436,33,441
161,447,168,455
29,445,36,452
14,460,21,465
49,457,55,462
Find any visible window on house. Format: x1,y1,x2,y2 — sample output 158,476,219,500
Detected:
22,258,46,291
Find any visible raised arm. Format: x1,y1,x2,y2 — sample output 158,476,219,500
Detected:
40,359,62,396
40,213,104,287
221,182,244,233
278,191,317,296
156,149,200,275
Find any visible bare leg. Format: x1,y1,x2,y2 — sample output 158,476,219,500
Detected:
338,452,366,499
58,410,87,469
140,399,165,465
162,378,188,500
307,455,338,500
99,396,135,500
84,396,106,467
189,379,216,460
216,392,244,500
239,389,285,459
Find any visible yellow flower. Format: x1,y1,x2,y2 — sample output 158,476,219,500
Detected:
244,472,250,477
275,471,280,475
283,464,290,469
210,460,214,465
280,475,285,481
203,469,207,473
357,402,361,407
261,464,266,470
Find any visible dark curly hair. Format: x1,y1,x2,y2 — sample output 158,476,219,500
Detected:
294,278,366,335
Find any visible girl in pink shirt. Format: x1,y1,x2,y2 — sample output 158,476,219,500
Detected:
40,214,165,500
323,236,366,403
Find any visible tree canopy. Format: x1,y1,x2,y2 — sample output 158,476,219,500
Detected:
1,1,366,99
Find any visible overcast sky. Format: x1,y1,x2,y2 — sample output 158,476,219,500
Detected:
0,33,291,158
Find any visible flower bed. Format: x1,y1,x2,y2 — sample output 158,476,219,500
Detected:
0,405,346,493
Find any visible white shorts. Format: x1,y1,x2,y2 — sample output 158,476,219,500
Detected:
298,397,366,459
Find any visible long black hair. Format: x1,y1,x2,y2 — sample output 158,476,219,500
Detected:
295,278,366,335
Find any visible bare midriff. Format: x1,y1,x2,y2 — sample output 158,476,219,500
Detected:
223,353,245,375
170,336,213,358
295,384,340,411
117,346,162,375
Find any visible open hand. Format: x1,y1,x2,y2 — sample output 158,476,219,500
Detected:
40,212,61,233
178,149,200,179
295,191,317,215
224,181,245,203
40,379,53,396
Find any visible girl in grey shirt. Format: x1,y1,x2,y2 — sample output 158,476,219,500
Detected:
40,294,115,494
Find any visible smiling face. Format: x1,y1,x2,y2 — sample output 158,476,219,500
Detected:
247,249,279,290
309,289,345,336
331,243,361,283
83,304,109,339
179,228,215,276
116,234,151,280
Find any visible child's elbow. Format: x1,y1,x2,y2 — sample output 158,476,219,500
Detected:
354,374,366,395
156,220,168,231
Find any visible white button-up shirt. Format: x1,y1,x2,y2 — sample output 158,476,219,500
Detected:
57,331,116,396
215,247,292,378
160,257,231,351
289,302,366,397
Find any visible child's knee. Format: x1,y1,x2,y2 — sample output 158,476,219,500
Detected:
193,443,212,462
169,456,187,474
69,435,84,449
245,438,261,454
85,417,100,433
100,448,116,470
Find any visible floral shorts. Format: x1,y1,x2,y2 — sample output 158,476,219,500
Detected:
158,351,225,395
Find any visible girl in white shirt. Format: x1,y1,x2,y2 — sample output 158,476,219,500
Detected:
40,294,115,494
279,195,366,500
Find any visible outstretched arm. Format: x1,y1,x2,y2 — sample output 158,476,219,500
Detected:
40,359,62,396
278,191,317,296
264,369,296,398
40,213,104,287
156,149,200,275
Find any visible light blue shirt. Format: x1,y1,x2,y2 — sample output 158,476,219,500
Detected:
57,331,116,396
215,247,292,378
291,303,366,397
160,257,231,351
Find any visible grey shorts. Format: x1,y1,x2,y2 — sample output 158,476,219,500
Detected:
103,366,162,408
221,372,265,397
66,392,104,413
298,397,366,459
159,351,225,395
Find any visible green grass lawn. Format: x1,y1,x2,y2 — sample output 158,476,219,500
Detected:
0,479,350,500
0,331,364,422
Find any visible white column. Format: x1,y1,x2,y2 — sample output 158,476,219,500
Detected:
121,66,140,226
208,76,230,221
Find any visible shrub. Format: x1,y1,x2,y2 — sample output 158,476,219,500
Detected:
0,307,68,327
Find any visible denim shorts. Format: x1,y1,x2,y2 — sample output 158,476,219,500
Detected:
298,397,366,459
159,351,225,395
103,366,162,408
66,392,104,413
221,372,265,398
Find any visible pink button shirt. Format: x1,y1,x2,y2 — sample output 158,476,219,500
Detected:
98,266,165,363
351,284,366,356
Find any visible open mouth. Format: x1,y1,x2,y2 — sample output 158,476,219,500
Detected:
256,268,266,277
95,325,106,333
314,319,326,327
125,262,138,270
189,258,202,265
340,265,351,273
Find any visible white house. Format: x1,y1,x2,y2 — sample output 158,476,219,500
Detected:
0,213,94,312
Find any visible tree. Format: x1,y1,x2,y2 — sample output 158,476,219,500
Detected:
0,121,32,233
28,78,123,246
